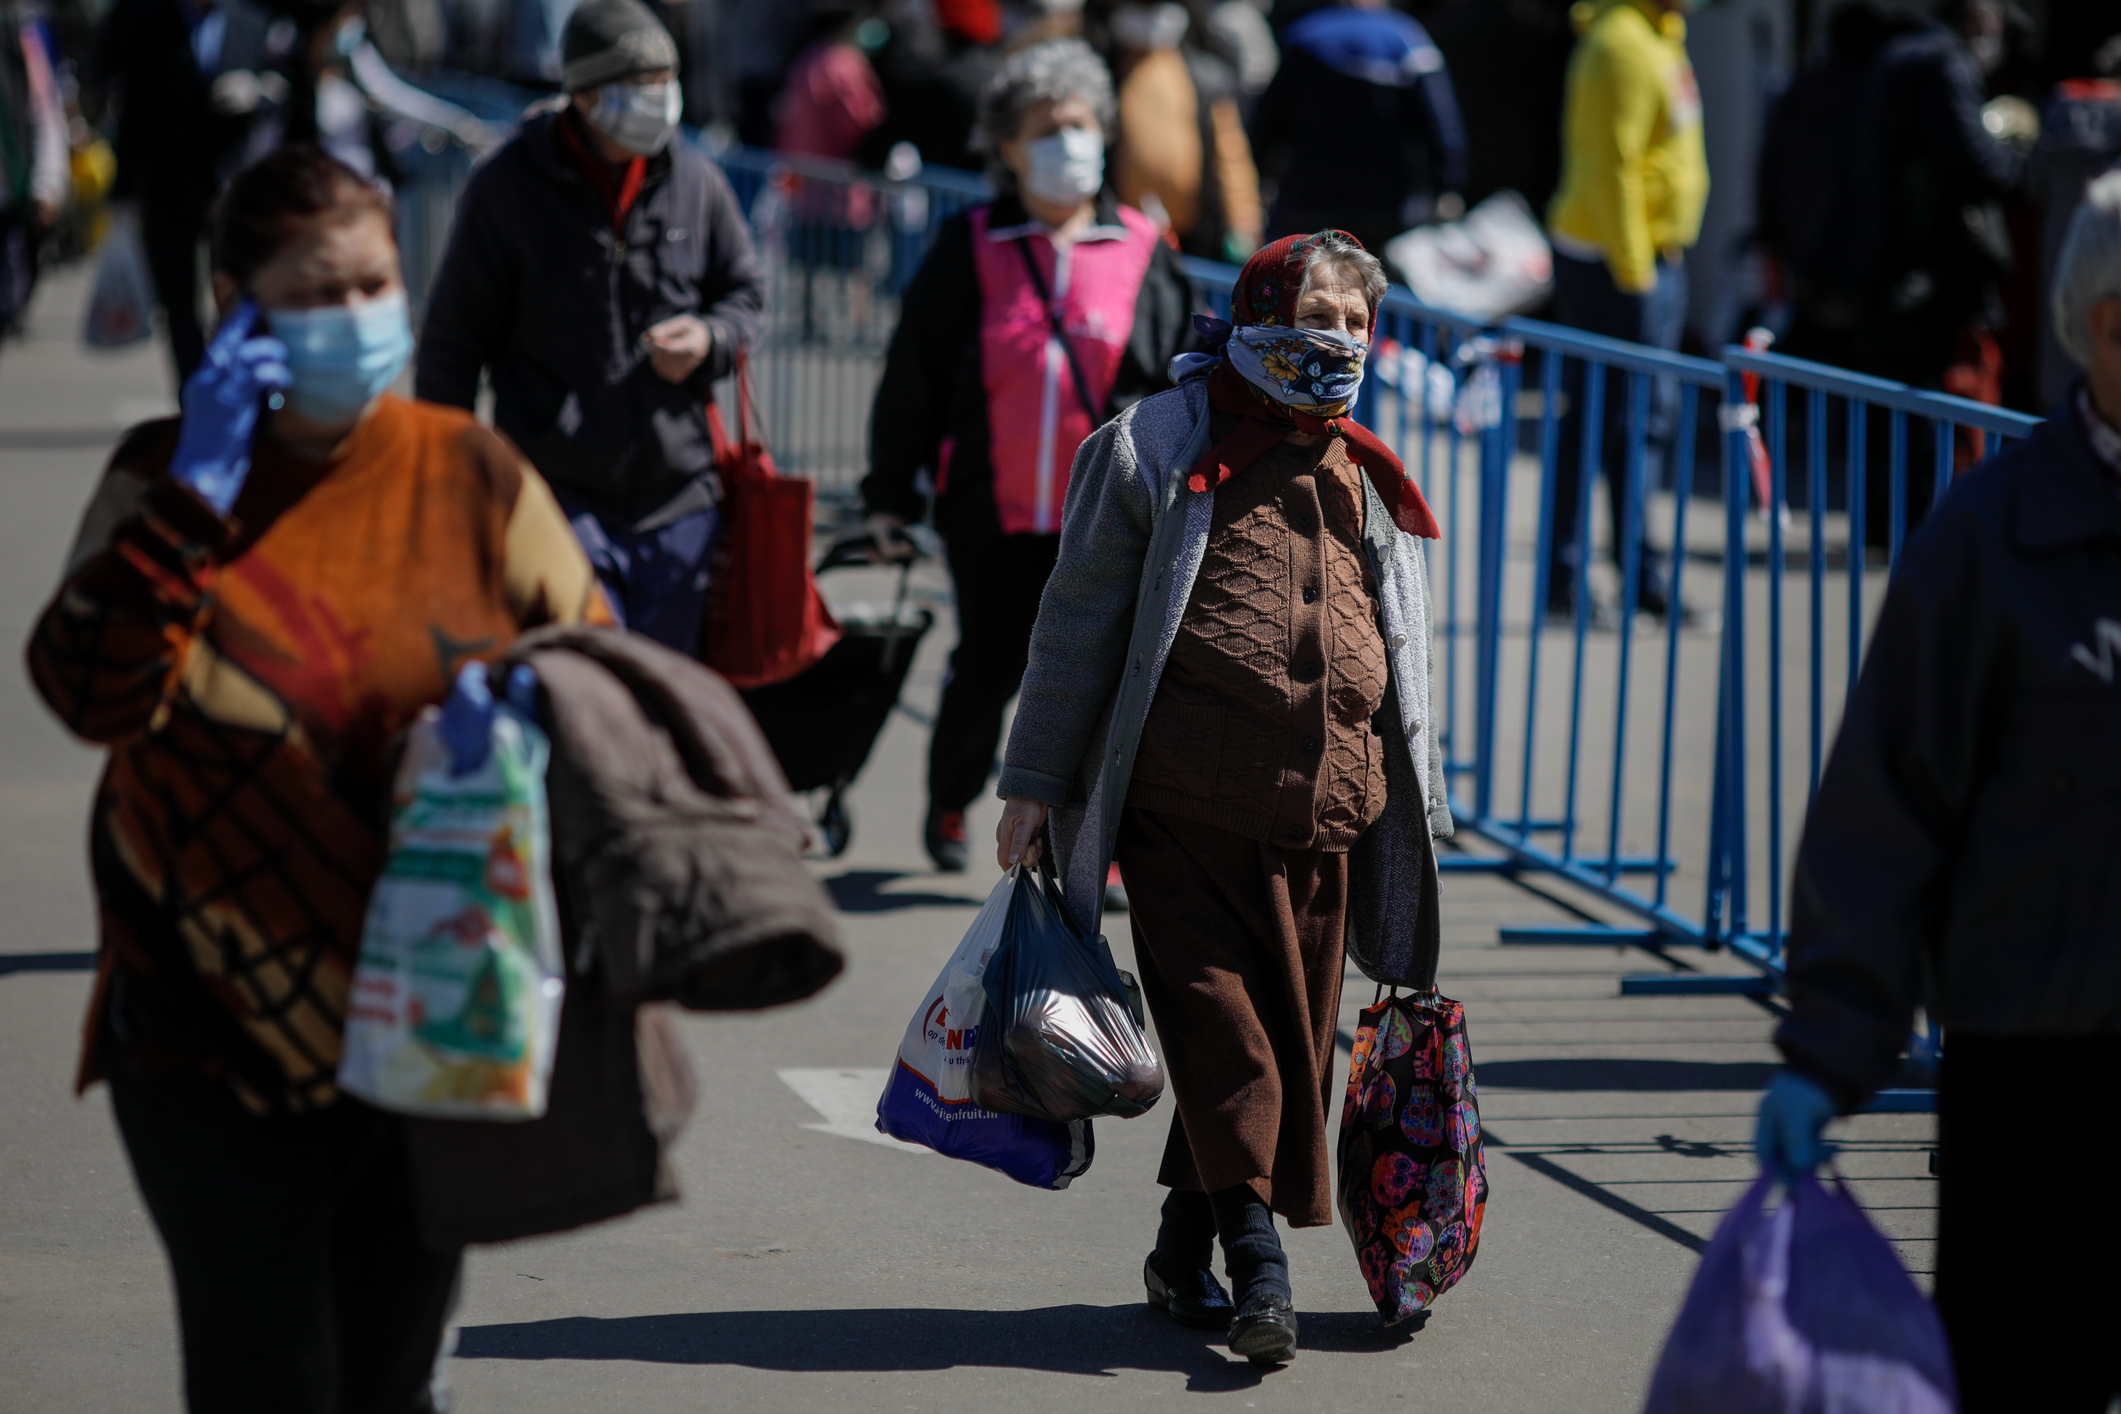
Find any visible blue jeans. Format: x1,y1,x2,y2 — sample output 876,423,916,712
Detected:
559,497,721,655
1547,252,1688,611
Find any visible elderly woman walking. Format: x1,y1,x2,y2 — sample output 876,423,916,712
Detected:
861,38,1196,871
993,231,1450,1364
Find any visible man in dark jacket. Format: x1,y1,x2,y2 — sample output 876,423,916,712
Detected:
1247,0,1467,253
1758,0,2023,388
1757,171,2121,1413
416,0,764,654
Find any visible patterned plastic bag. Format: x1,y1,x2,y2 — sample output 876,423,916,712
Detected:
1336,988,1488,1323
337,701,564,1119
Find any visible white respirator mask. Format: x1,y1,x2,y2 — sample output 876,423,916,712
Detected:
588,78,682,156
1021,126,1104,205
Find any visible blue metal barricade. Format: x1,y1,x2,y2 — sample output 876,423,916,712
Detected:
1708,349,2041,981
707,143,989,496
1182,258,2045,1078
396,138,2049,1080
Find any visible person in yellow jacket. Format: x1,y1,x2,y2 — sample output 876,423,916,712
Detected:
1543,0,1707,623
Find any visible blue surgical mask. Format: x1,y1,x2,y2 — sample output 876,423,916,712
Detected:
266,290,414,423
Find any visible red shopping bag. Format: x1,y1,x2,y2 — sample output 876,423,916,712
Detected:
699,353,841,687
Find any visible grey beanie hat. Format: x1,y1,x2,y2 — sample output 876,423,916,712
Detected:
561,0,679,93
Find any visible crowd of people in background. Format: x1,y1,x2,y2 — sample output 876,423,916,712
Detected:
0,0,2114,419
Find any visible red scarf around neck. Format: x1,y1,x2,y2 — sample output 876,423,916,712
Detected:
557,108,647,234
1188,363,1441,539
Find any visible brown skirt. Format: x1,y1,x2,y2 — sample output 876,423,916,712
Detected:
1115,805,1348,1228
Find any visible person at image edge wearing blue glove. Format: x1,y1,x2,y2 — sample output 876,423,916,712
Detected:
1756,171,2121,1414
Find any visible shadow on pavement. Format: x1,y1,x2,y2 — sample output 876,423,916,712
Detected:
456,1304,1418,1389
1477,1058,1778,1092
0,951,96,977
824,870,985,914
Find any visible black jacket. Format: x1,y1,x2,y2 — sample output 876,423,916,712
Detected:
860,192,1197,545
93,0,279,205
1776,397,2121,1109
1249,6,1468,227
1760,20,2019,379
415,109,766,531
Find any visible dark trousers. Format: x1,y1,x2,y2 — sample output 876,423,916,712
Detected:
928,531,1061,815
1547,251,1687,610
559,495,721,655
140,191,213,382
1117,806,1348,1228
1937,1036,2121,1413
109,1051,463,1414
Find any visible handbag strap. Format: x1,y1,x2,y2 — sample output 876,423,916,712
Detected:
1013,236,1104,427
707,349,769,478
1407,814,1444,995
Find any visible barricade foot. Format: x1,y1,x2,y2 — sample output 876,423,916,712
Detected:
1497,925,1669,946
1619,974,1775,997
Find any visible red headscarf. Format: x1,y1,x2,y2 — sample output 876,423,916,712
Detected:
1185,232,1441,540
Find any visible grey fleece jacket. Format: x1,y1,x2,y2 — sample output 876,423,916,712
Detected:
996,379,1452,977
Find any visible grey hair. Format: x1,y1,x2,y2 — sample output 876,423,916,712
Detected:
1298,230,1390,312
2053,170,2121,369
974,39,1115,185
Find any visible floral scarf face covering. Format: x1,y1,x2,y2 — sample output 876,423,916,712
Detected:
1224,324,1367,415
1173,231,1440,539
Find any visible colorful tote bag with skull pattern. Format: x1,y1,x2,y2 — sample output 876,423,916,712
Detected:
1336,987,1487,1324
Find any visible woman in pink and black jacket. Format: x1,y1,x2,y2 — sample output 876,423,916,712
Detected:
861,38,1198,872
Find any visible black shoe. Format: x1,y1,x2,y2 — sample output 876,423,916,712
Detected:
1144,1253,1234,1330
1227,1290,1298,1365
924,808,968,873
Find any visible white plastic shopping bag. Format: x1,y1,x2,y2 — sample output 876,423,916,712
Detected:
337,701,564,1119
1386,190,1554,324
82,204,155,350
875,867,1093,1188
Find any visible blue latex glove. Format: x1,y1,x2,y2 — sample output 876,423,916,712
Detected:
1755,1070,1838,1178
438,662,496,777
438,663,538,776
502,664,538,720
169,300,290,518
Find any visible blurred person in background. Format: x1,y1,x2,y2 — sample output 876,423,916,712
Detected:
1756,170,2121,1414
24,144,609,1414
417,0,765,653
1102,0,1262,262
1542,0,1705,622
860,38,1194,871
2026,30,2121,408
93,0,289,381
1757,0,2026,536
1247,0,1466,257
274,0,498,184
1201,0,1274,111
0,0,68,337
772,0,887,162
855,0,1002,175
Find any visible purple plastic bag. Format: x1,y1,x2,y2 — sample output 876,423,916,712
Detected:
1643,1171,1956,1414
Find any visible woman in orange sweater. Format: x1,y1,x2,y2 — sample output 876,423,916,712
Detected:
25,145,609,1413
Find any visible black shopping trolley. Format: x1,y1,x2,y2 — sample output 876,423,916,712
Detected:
738,533,934,856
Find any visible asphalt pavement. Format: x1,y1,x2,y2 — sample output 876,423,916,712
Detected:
0,264,1937,1413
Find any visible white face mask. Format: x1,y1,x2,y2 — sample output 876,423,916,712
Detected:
1021,126,1104,206
588,78,682,156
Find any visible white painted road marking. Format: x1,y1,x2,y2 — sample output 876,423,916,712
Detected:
777,1068,933,1155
